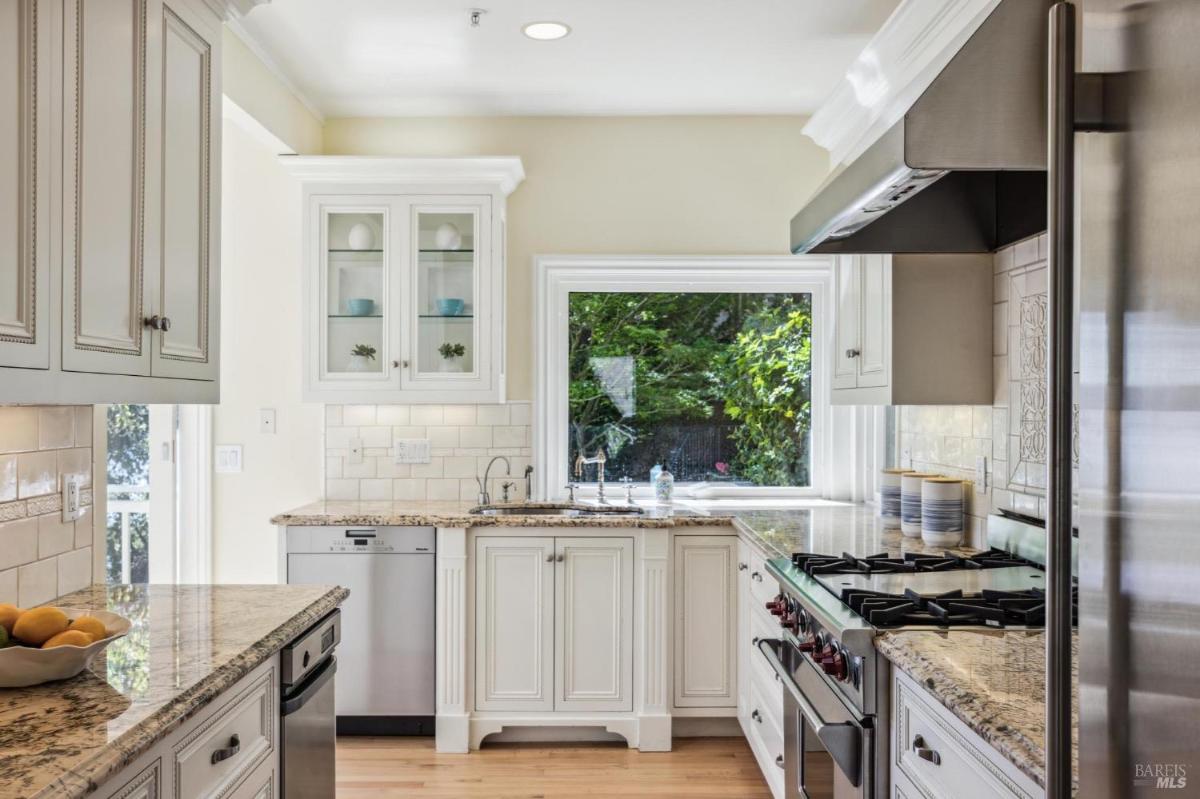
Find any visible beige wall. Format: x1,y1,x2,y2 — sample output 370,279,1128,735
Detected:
322,116,828,399
222,28,323,155
212,116,324,583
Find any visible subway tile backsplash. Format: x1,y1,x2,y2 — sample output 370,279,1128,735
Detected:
0,406,95,606
324,402,533,502
897,233,1056,548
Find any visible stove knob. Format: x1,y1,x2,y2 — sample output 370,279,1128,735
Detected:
797,632,818,653
820,645,848,681
765,594,786,616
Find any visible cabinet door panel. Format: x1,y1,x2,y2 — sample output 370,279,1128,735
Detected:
150,0,218,380
832,255,860,390
555,537,633,711
62,0,152,376
674,535,737,708
857,254,890,388
0,0,49,370
474,537,554,711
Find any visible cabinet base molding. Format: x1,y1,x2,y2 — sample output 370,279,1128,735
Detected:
434,712,469,753
466,715,642,751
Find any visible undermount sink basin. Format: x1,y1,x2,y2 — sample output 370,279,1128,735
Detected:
470,504,644,517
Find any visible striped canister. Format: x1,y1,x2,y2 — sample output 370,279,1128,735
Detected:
879,469,911,528
900,472,941,537
921,477,965,547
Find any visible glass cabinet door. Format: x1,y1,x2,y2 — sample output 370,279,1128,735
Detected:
411,205,482,379
321,208,390,380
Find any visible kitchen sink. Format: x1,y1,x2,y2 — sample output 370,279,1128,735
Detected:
470,504,644,517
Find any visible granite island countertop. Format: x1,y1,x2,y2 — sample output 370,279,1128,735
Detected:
0,583,348,799
877,629,1079,794
272,499,979,560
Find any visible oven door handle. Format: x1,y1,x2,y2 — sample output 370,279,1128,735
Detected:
757,637,862,787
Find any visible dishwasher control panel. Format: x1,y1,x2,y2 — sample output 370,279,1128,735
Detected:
285,525,436,555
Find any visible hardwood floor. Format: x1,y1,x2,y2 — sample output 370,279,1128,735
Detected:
336,736,773,798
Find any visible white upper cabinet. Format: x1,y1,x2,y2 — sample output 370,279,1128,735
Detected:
283,157,524,404
1,0,228,403
831,253,993,405
0,0,50,371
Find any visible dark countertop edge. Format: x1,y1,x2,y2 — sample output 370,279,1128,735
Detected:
34,585,349,799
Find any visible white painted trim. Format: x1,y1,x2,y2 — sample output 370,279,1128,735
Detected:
201,0,269,21
802,0,1001,167
176,405,213,584
533,255,834,502
92,406,109,583
224,16,327,123
222,96,295,155
277,156,526,196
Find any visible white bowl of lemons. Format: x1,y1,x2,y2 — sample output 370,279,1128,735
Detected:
0,604,132,688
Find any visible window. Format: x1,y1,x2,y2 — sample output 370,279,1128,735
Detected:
535,256,832,499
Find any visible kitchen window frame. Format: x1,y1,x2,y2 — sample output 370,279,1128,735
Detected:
533,255,834,501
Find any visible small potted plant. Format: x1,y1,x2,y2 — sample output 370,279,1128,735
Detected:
438,342,466,372
347,343,377,372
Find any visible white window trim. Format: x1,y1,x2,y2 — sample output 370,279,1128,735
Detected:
533,254,834,501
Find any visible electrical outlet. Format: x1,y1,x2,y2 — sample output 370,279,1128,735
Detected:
61,476,83,522
215,445,243,474
259,408,277,434
394,438,431,465
975,456,988,494
348,437,364,465
902,448,912,468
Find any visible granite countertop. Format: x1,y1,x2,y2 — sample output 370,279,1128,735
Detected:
877,629,1079,794
0,583,348,799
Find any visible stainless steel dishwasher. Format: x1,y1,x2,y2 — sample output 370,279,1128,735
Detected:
286,525,435,734
280,610,340,799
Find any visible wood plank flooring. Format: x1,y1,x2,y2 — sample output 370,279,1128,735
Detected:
336,736,774,798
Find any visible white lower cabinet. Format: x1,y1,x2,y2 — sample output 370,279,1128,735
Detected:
673,535,737,708
892,669,1042,799
95,656,279,799
737,538,786,799
474,535,633,713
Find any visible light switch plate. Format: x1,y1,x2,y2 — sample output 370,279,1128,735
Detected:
975,456,988,494
259,408,276,434
348,437,364,465
215,445,243,474
394,438,431,464
61,476,83,522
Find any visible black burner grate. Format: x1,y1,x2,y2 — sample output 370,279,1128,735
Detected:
840,585,1079,629
790,547,1041,578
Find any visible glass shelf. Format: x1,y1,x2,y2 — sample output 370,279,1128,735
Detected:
329,314,383,319
419,314,474,319
419,249,474,254
329,248,384,253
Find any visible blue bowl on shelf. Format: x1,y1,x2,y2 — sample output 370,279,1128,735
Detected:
346,298,375,316
436,298,465,316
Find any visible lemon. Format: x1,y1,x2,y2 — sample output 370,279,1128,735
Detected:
12,607,70,646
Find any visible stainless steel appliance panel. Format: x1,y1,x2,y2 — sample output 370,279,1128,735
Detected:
287,526,436,723
281,655,337,799
1078,0,1200,796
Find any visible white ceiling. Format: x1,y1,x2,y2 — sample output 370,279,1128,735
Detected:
235,0,901,118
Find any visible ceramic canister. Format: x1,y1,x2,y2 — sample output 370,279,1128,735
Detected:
879,469,911,528
900,472,941,537
921,477,965,548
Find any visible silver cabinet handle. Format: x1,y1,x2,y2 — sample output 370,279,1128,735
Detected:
751,571,763,582
913,735,941,766
774,754,784,769
556,554,564,562
738,562,748,571
546,554,554,563
144,315,171,332
751,709,762,723
845,348,860,358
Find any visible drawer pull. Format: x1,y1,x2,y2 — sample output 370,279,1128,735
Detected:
913,735,941,766
211,734,241,765
751,571,763,582
738,562,748,571
751,709,763,723
775,754,784,769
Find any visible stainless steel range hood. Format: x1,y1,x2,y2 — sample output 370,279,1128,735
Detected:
791,0,1053,254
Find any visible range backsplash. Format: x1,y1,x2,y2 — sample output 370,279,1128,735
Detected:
324,402,532,503
0,406,95,606
896,232,1078,548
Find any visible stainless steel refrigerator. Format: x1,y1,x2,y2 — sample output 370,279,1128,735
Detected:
1073,1,1200,796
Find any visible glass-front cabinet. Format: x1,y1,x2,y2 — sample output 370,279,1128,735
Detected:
289,158,523,403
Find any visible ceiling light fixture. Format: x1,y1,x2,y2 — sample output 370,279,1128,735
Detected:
522,21,571,41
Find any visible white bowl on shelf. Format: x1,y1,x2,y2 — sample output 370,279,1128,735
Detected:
0,609,132,688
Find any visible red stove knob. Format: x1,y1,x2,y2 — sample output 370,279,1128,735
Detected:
820,645,848,681
797,633,817,653
765,595,786,616
779,612,797,631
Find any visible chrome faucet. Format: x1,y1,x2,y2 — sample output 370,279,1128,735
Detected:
476,455,511,505
523,465,534,501
573,447,608,503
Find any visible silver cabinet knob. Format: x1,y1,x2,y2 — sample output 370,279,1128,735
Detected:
738,562,748,571
913,735,941,766
774,755,784,769
392,360,400,368
144,315,170,332
751,571,763,583
845,348,860,358
546,554,554,563
751,709,762,723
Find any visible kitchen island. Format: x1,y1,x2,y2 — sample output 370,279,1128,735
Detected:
0,583,348,799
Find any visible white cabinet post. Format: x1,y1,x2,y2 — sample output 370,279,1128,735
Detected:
435,526,469,753
635,528,672,750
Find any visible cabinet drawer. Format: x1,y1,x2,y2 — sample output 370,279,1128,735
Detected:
894,675,1036,799
747,547,779,609
100,759,161,799
228,759,276,799
174,668,275,799
746,675,785,786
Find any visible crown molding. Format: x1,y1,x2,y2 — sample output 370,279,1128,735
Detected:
802,0,1001,167
277,156,527,196
200,0,269,21
225,15,327,123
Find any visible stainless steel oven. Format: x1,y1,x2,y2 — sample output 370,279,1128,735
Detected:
759,638,878,799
